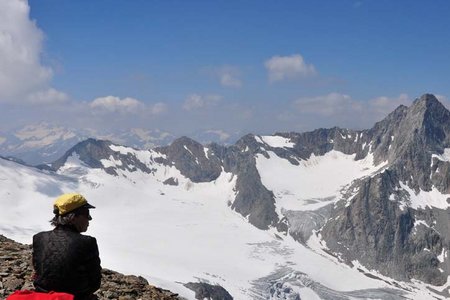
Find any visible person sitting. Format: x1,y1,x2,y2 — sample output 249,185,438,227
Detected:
32,193,101,300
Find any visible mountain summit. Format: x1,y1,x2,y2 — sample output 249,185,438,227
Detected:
321,94,450,286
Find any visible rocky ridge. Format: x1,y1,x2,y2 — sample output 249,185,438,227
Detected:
320,95,450,287
0,235,180,300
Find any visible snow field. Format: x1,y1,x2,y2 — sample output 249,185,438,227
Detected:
399,182,450,210
2,144,450,299
256,135,295,148
255,150,387,213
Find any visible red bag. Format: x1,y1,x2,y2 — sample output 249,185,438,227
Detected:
6,290,74,300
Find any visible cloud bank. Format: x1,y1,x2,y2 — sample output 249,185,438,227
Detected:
183,94,222,111
89,96,167,117
90,96,145,114
265,54,317,82
287,93,415,130
294,93,362,117
0,0,62,104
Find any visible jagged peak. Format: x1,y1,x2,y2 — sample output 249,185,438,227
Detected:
405,94,450,126
170,136,203,147
234,133,256,146
46,138,115,171
407,94,446,116
370,104,408,132
77,137,112,145
412,93,441,107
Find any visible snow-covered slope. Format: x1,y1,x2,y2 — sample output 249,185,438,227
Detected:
256,149,386,212
0,143,447,300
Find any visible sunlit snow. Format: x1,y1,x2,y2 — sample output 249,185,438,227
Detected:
256,150,387,212
257,135,295,148
432,148,450,162
400,182,450,210
0,149,448,299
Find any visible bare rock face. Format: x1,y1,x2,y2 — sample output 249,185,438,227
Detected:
321,95,450,286
0,235,179,300
321,170,447,285
155,136,223,183
184,282,233,300
49,138,157,176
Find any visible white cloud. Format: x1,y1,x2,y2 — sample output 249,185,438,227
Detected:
183,94,222,111
149,102,168,115
89,96,145,114
89,96,167,116
26,88,68,105
218,66,242,88
294,93,413,119
0,0,53,102
294,93,362,116
289,92,422,130
265,54,317,82
368,93,411,115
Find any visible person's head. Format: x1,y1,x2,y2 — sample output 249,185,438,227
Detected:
51,193,95,232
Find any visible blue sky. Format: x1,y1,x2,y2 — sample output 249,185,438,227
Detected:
0,0,449,141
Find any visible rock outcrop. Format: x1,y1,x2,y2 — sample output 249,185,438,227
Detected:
321,94,450,286
184,282,233,300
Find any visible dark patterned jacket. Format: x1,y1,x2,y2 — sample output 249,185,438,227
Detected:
32,226,101,300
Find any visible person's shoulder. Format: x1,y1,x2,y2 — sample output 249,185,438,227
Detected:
78,234,98,246
77,234,99,255
33,230,52,240
32,230,55,248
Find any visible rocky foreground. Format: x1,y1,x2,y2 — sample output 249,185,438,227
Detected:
0,235,180,300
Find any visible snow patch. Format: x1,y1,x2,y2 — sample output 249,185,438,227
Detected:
101,155,123,168
400,182,450,210
183,145,194,156
257,135,295,148
438,248,447,263
432,148,450,162
414,220,431,228
109,144,166,163
58,153,88,173
413,220,432,235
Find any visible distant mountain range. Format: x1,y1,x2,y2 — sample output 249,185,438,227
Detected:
0,124,241,165
1,94,449,299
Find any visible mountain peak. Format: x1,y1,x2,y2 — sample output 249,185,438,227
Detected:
401,94,449,129
410,93,444,112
